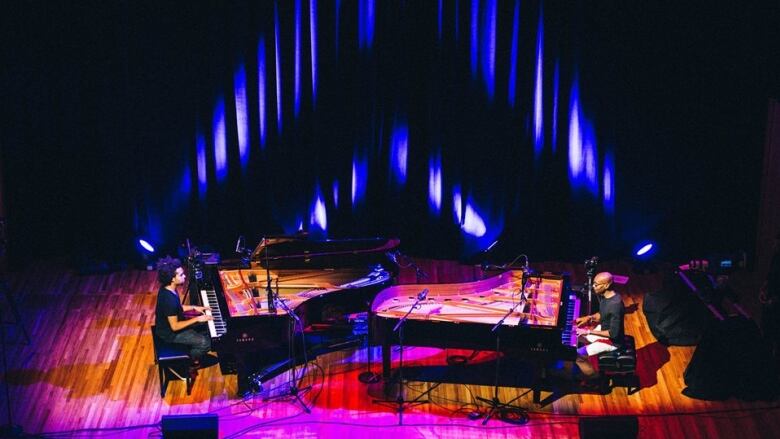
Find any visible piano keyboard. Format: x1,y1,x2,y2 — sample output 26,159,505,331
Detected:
200,288,227,338
560,293,581,347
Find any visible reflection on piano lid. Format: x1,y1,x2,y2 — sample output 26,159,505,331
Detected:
250,235,400,269
218,265,392,318
371,271,567,327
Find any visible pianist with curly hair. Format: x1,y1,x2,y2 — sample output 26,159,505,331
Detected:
154,256,212,376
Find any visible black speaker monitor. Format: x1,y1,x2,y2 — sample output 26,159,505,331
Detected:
579,415,638,439
161,414,218,439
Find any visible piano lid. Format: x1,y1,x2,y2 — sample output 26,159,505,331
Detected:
250,235,400,269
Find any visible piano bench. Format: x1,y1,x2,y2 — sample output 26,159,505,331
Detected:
597,335,639,395
151,325,196,397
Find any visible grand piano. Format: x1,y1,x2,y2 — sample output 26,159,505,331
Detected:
192,236,399,394
370,270,581,402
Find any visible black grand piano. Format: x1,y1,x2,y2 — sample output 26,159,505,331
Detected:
192,236,399,394
370,270,581,402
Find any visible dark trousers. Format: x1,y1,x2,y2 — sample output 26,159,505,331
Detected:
171,327,211,361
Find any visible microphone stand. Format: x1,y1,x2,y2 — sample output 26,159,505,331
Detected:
373,289,430,425
264,237,276,314
358,252,400,384
263,286,312,413
475,270,530,425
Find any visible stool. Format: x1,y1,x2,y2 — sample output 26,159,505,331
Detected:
597,335,639,394
151,325,195,396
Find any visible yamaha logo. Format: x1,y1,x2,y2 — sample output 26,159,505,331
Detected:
237,333,255,343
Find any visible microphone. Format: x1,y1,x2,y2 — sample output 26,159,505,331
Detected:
386,251,400,266
418,288,429,301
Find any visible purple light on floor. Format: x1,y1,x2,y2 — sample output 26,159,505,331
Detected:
603,150,615,214
470,0,478,77
389,123,408,186
274,3,282,132
138,239,155,253
310,192,327,231
352,154,367,206
213,97,227,182
533,10,544,156
508,0,520,107
234,64,249,167
257,37,267,148
294,0,301,117
310,0,317,105
481,0,497,100
332,180,339,208
552,61,560,152
428,154,442,214
196,131,207,196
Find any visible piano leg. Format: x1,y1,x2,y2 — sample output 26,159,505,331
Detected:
381,337,392,381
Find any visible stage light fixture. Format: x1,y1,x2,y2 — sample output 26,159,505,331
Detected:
139,239,155,254
635,242,654,257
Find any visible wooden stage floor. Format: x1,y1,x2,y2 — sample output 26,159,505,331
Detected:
1,260,778,438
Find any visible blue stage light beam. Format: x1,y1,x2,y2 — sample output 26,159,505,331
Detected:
213,96,227,182
332,180,339,208
428,153,442,214
196,131,207,197
552,61,560,152
352,153,368,206
310,0,317,105
294,0,302,117
508,0,520,108
310,190,327,232
257,36,267,148
533,9,544,157
481,0,497,100
470,0,478,77
274,3,283,133
603,149,615,215
389,123,408,186
438,0,443,40
234,63,249,167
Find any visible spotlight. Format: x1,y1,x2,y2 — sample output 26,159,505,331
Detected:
138,239,155,271
632,241,657,274
138,239,156,253
635,242,654,257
